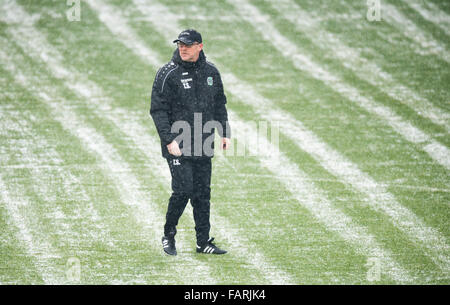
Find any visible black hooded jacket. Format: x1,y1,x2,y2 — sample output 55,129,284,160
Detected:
150,49,231,158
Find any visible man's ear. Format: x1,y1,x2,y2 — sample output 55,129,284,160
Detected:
199,43,204,51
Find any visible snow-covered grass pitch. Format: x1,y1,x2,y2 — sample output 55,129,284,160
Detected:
0,0,448,284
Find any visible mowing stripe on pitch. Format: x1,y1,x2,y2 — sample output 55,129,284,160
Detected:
382,1,450,63
216,65,450,273
0,49,159,284
133,0,449,275
0,85,146,283
228,112,415,283
222,73,450,272
0,52,211,284
225,0,450,272
104,0,417,283
0,175,62,284
267,0,449,131
399,0,450,42
0,178,62,284
0,87,64,284
0,2,216,284
3,0,277,285
4,0,261,285
225,0,450,172
87,0,295,284
403,0,450,33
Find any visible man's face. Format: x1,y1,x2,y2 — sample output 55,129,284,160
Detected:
178,42,203,62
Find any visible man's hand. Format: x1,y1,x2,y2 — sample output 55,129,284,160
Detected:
221,137,231,150
167,140,182,156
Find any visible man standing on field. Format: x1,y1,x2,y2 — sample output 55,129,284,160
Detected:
150,29,231,256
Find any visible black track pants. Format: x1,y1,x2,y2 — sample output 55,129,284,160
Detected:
164,157,212,246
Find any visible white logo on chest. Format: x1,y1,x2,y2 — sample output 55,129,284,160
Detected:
181,78,193,89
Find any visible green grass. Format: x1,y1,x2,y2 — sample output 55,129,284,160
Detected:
0,0,448,284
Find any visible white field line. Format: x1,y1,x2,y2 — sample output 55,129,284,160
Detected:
226,0,450,172
133,0,449,275
0,107,134,283
0,4,214,284
194,173,450,193
1,162,448,193
86,0,293,284
382,1,450,63
400,0,450,36
105,0,418,283
269,0,450,131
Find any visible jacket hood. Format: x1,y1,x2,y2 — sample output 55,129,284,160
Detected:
172,48,206,69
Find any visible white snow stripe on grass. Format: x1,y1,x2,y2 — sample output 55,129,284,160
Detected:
277,113,450,271
1,4,212,282
228,112,414,283
382,1,450,63
120,0,415,283
269,0,450,131
220,72,450,272
86,0,295,284
400,0,450,36
226,0,450,171
223,0,450,272
423,142,450,171
223,73,450,274
1,52,211,284
132,0,449,275
86,0,161,68
0,2,215,284
0,176,62,284
0,102,136,283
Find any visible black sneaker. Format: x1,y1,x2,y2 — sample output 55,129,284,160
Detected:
196,237,227,255
162,236,177,256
